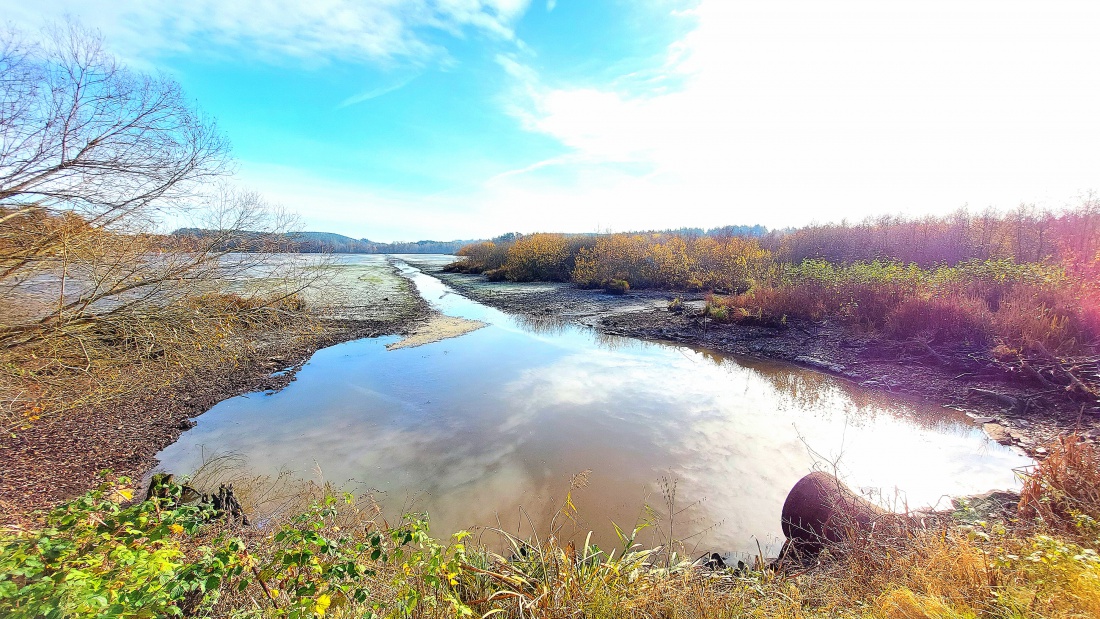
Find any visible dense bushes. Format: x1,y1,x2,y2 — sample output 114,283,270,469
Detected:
446,240,509,274
706,259,1095,353
449,205,1100,355
0,475,473,619
450,232,776,293
770,202,1100,267
0,477,236,617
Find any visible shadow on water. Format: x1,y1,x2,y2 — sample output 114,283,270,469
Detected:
155,256,1032,555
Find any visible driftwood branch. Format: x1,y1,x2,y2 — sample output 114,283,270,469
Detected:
1019,356,1059,389
967,387,1024,413
1034,343,1098,397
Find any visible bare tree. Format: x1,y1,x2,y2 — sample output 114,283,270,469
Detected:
0,23,314,429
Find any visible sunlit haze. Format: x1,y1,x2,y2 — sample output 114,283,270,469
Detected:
10,1,1100,241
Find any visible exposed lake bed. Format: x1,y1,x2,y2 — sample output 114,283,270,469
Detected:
0,256,432,522
154,256,1033,555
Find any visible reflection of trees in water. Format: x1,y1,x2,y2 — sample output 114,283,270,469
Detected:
591,331,645,351
689,347,970,433
512,313,570,336
512,314,646,352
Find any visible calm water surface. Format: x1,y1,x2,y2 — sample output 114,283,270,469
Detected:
156,255,1031,555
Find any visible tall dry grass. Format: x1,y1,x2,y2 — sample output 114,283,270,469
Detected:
1020,435,1100,537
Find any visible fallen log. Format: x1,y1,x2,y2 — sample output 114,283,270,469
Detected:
911,339,948,367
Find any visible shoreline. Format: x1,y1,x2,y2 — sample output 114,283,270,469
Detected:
0,262,433,525
409,259,1100,458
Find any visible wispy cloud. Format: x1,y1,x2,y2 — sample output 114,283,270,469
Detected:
484,154,582,183
337,74,421,108
3,0,532,67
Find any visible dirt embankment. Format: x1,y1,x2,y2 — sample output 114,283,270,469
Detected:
407,258,1100,456
0,259,433,524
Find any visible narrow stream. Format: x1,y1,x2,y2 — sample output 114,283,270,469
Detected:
156,256,1031,556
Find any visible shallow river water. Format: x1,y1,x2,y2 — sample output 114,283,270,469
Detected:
156,255,1031,556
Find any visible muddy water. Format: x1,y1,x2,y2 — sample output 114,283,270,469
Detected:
155,256,1031,556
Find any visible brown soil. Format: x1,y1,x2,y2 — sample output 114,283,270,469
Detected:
407,259,1100,457
0,265,432,526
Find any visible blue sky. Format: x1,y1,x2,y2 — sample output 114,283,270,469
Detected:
8,1,1100,241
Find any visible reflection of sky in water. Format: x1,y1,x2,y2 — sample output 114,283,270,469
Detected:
156,258,1031,554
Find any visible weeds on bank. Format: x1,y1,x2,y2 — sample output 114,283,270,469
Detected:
0,287,317,432
4,441,1100,618
1020,434,1100,538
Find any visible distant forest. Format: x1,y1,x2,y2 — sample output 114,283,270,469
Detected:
171,229,481,254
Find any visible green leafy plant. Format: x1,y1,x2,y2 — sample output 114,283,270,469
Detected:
0,474,241,618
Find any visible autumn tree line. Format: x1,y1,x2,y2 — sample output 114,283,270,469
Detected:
448,204,1100,359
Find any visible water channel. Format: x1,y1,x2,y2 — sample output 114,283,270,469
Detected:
156,256,1031,556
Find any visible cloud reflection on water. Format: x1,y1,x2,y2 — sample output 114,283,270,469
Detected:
155,260,1031,554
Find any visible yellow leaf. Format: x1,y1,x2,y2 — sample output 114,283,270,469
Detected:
314,593,331,617
169,524,184,535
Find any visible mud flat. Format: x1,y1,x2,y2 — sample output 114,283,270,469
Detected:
0,257,431,523
404,257,1100,457
303,256,425,323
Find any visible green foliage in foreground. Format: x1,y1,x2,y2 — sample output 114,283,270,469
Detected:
0,476,470,619
4,474,1100,619
0,477,234,617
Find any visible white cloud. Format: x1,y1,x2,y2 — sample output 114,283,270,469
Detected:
36,0,1100,237
4,0,531,66
233,0,1100,241
493,0,1100,228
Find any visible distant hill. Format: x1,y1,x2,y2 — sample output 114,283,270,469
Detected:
171,229,481,254
293,232,481,254
293,231,364,250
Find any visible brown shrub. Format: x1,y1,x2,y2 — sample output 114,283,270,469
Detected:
1019,435,1100,536
605,279,630,294
885,295,992,344
711,286,824,324
990,285,1096,354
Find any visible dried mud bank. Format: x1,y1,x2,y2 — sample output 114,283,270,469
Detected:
0,260,434,524
408,258,1100,457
